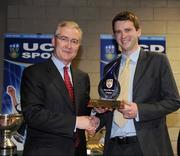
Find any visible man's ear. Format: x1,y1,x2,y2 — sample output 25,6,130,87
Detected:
137,28,141,37
52,37,55,47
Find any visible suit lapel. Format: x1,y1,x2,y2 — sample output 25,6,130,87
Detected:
133,50,149,96
46,60,75,112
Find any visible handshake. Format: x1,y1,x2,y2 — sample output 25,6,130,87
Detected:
76,116,100,134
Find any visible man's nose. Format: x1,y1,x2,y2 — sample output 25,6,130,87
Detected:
121,32,126,39
65,40,72,48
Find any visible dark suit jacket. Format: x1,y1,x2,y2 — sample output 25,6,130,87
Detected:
98,50,180,156
20,59,91,156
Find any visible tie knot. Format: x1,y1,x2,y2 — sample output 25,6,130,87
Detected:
64,66,68,71
125,57,130,65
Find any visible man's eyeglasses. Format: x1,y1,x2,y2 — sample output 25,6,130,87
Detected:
55,34,80,46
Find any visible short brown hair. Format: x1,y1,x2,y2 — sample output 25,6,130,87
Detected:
112,11,140,33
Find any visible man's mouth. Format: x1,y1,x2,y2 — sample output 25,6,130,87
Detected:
63,49,72,53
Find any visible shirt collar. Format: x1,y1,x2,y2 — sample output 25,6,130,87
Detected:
121,47,140,64
51,54,71,71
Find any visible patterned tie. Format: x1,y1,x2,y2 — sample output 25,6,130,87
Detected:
64,66,74,103
114,57,130,127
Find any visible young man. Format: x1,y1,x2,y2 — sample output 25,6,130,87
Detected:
95,11,180,156
20,21,98,156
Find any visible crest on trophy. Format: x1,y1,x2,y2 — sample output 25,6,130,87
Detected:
106,79,113,88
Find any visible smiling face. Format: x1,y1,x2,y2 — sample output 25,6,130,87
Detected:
52,23,82,65
114,20,141,55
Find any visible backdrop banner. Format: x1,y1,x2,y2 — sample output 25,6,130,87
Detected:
2,33,53,150
100,34,166,79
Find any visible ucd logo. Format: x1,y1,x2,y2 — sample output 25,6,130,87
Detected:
105,45,116,61
9,44,20,59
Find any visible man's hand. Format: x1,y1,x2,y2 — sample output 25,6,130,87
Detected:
118,100,138,119
76,116,100,131
86,116,100,136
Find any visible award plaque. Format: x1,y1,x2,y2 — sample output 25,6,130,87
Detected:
89,61,123,109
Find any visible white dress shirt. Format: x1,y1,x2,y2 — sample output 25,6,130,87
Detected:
110,47,140,138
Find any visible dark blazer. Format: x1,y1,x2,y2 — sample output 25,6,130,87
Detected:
98,50,180,156
20,59,91,156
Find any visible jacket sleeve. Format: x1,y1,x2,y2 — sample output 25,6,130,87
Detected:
137,53,180,122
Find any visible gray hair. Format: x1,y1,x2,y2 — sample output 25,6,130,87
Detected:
55,21,83,40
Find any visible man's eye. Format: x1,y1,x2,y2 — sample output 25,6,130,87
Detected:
71,40,79,44
61,37,68,41
125,29,131,32
115,30,122,35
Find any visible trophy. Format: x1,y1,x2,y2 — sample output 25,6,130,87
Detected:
0,113,23,156
89,59,123,109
